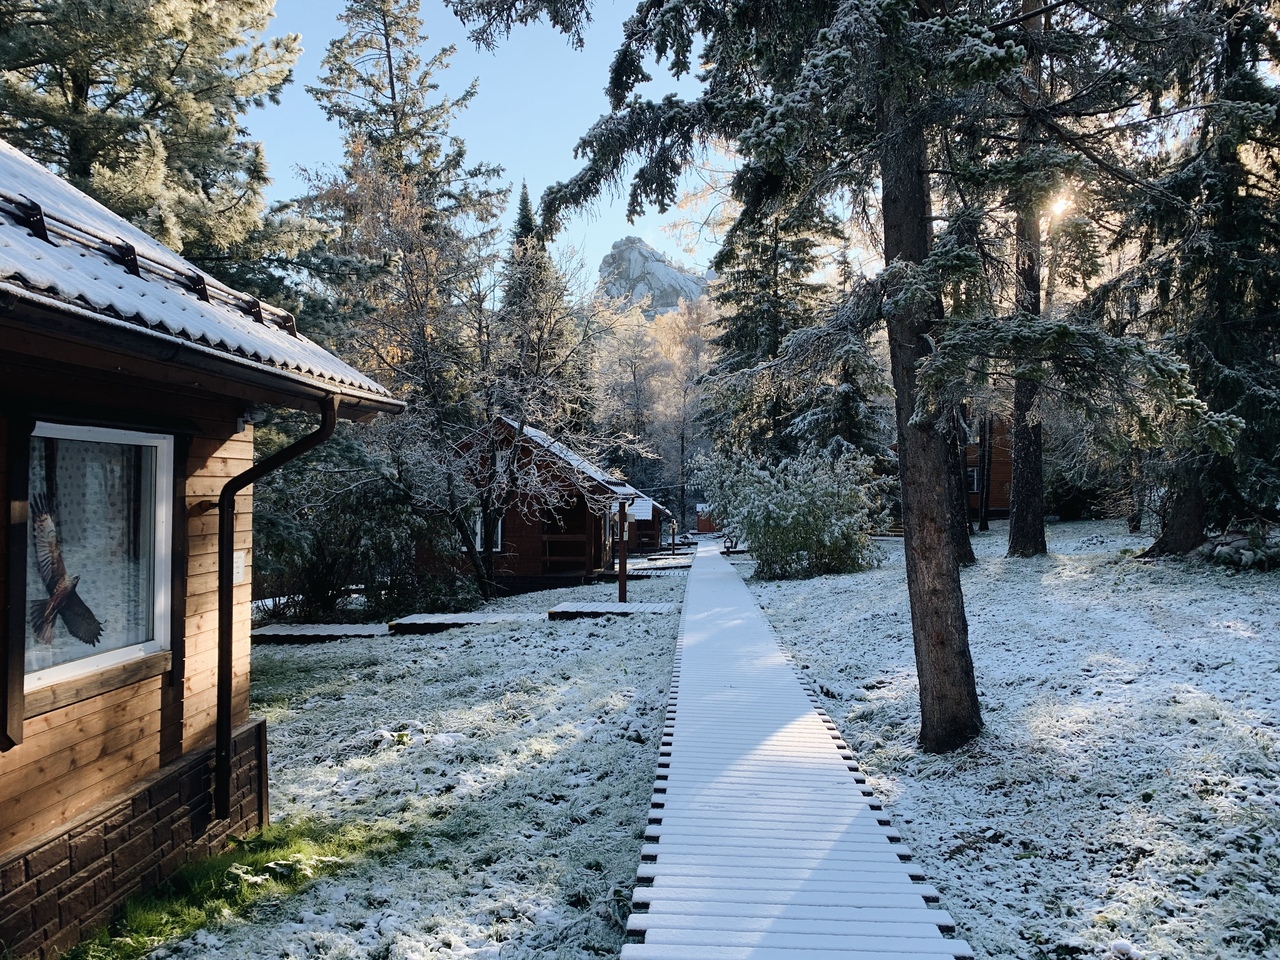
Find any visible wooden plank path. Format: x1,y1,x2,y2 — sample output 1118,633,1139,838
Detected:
625,541,971,960
548,602,678,620
388,612,544,634
252,623,390,643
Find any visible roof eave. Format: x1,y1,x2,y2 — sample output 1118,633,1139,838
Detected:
0,283,405,420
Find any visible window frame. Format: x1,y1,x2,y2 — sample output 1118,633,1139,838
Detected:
4,414,185,749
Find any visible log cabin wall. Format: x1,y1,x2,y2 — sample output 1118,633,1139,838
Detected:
485,495,608,594
0,378,264,960
966,419,1013,518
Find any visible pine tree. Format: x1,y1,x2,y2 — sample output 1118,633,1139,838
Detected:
309,0,476,176
0,0,299,254
306,1,619,598
302,0,505,597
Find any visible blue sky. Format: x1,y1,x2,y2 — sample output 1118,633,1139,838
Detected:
247,0,711,278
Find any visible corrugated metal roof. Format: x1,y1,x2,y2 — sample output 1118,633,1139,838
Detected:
0,139,400,409
510,418,669,517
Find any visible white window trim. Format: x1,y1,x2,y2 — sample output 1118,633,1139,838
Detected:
473,514,503,553
24,422,174,692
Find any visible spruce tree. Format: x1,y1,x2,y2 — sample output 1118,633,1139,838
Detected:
0,0,299,254
495,181,595,435
1116,0,1280,553
706,210,838,460
451,0,989,751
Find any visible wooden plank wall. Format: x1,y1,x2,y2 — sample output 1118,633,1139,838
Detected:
966,420,1013,515
179,427,254,755
0,417,254,857
500,510,544,578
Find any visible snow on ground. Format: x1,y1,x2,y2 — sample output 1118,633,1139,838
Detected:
746,520,1280,960
159,575,682,960
156,522,1279,960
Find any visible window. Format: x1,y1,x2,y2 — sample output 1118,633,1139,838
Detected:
966,466,980,495
23,423,174,692
474,514,503,551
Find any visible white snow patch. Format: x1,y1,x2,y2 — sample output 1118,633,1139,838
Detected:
163,575,681,959
749,520,1280,960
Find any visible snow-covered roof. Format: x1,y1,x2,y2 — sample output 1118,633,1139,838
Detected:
0,139,401,414
506,418,669,518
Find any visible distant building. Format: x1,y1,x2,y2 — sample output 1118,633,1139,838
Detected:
465,420,669,592
965,418,1013,519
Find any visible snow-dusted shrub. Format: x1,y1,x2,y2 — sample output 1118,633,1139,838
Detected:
692,448,890,579
1196,526,1280,571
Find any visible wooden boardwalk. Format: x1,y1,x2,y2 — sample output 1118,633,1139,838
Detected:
625,542,971,960
548,602,678,620
252,622,390,643
388,612,544,634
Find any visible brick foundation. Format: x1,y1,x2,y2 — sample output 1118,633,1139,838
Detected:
0,719,268,960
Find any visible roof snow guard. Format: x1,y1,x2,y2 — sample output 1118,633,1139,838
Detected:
0,139,402,418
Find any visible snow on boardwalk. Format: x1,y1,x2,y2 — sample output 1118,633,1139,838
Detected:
625,542,972,960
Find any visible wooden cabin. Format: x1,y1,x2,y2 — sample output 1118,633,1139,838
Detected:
615,487,672,554
0,140,402,959
695,503,720,534
965,417,1013,520
471,420,657,592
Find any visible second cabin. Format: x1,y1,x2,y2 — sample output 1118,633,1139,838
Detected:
463,419,669,593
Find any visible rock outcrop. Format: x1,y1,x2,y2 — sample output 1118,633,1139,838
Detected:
599,236,709,318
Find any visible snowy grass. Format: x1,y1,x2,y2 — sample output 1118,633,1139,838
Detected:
82,524,1280,960
65,821,406,960
150,575,681,960
748,520,1280,960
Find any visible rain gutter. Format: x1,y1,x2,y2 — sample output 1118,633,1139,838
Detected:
215,394,339,820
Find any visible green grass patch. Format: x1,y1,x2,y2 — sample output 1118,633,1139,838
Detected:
60,818,410,960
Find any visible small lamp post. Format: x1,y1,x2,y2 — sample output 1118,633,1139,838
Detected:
670,517,678,555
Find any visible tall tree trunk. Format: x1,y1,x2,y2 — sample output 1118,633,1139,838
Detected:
879,115,982,753
1150,6,1249,553
1144,481,1208,557
1007,374,1047,556
1127,454,1145,533
948,409,976,566
1007,0,1048,558
977,417,992,532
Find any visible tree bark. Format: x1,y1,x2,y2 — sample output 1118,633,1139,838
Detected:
1143,482,1209,557
879,116,983,753
1006,0,1048,558
977,417,992,532
948,409,976,566
1007,374,1047,556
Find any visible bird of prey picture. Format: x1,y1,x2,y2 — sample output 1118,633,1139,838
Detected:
29,495,104,646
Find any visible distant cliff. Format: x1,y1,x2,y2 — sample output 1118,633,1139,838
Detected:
599,236,709,318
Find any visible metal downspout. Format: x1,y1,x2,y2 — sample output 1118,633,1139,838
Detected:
215,395,340,820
